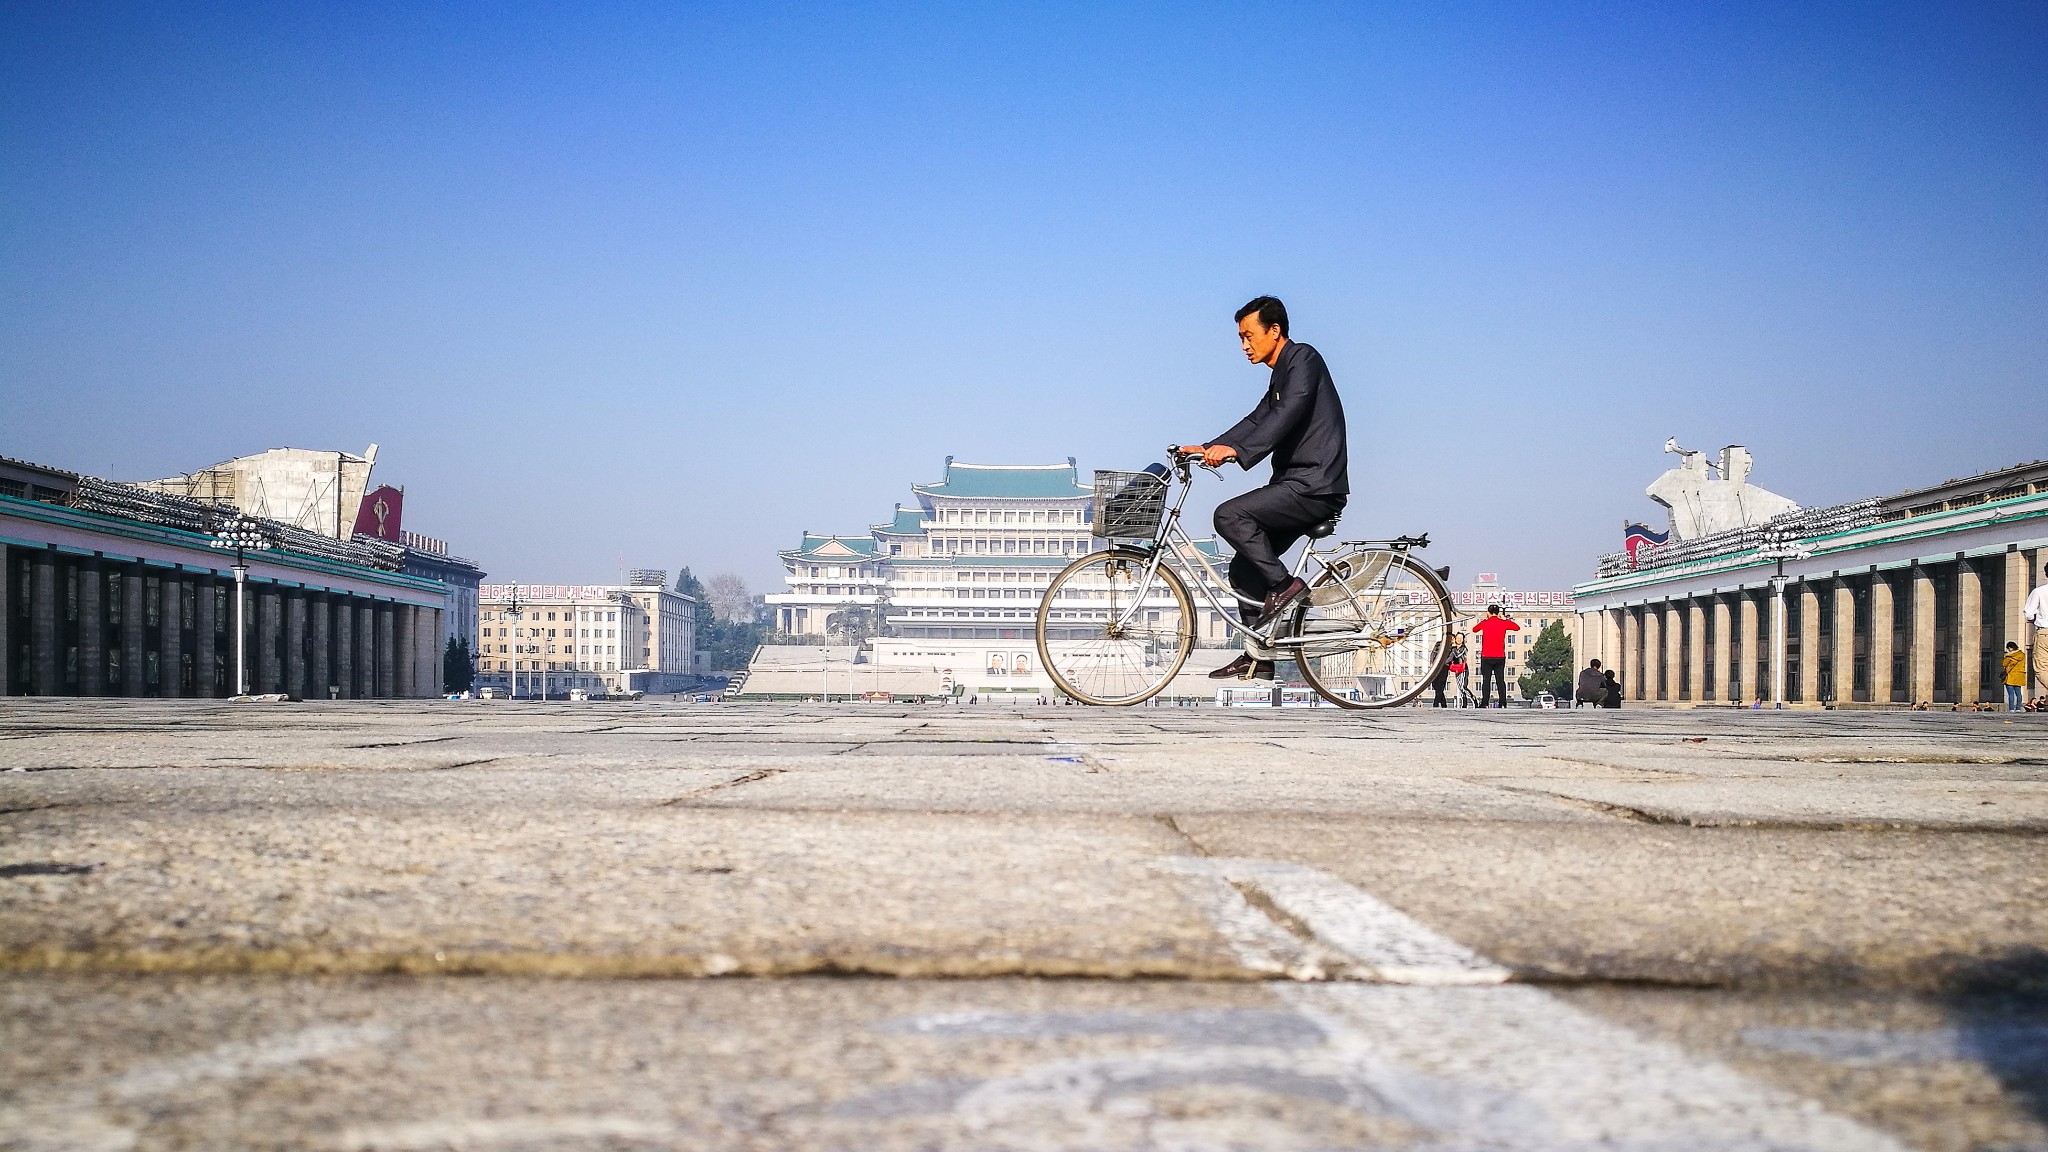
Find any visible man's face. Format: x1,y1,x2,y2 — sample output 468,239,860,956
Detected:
1238,315,1284,365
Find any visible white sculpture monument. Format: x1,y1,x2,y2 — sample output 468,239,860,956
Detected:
1644,438,1799,541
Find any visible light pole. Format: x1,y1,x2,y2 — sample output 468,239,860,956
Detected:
500,585,525,700
209,515,274,697
1757,528,1812,710
820,645,829,703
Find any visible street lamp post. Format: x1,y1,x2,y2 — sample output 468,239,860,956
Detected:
209,515,274,697
1757,529,1813,710
501,585,525,700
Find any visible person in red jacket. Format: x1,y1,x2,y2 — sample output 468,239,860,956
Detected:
1472,604,1520,708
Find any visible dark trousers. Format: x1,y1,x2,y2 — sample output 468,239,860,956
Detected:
1478,656,1508,707
1430,670,1450,707
1214,485,1344,624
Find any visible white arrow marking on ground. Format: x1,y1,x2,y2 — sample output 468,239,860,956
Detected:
1144,856,1909,1150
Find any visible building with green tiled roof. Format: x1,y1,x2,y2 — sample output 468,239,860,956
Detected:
910,458,1095,501
766,457,1232,643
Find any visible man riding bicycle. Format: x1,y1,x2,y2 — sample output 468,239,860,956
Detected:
1179,296,1349,681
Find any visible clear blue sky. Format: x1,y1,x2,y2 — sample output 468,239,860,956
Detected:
5,2,2044,594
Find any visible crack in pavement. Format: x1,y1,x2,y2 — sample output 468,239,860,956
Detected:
658,768,788,805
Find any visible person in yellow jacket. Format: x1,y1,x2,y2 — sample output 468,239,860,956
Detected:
2004,641,2028,712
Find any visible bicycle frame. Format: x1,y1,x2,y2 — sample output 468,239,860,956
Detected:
1106,461,1408,651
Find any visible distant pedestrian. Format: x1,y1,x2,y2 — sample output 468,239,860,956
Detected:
2028,563,2048,695
1428,642,1450,707
1600,669,1621,708
1447,642,1473,707
1471,605,1519,708
2004,641,2028,712
1575,659,1607,708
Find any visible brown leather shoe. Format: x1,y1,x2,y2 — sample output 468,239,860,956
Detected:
1209,653,1258,679
1261,576,1309,620
1208,654,1275,681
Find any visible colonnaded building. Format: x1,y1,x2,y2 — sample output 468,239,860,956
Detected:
2,451,484,699
1572,443,2048,707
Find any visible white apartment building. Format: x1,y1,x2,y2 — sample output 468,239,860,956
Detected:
477,575,699,696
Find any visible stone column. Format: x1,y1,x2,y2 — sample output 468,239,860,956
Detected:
1602,610,1622,678
1832,580,1856,704
415,605,431,696
159,572,184,698
1621,609,1641,701
29,549,59,696
1685,600,1706,703
374,604,396,698
425,606,442,696
1798,583,1821,705
79,558,104,696
2034,549,2046,694
1641,607,1661,701
335,597,355,699
310,594,332,700
2005,550,2033,693
416,604,434,697
1958,562,1983,705
258,586,283,695
1736,596,1759,704
285,591,308,700
123,565,146,698
356,603,375,698
0,546,9,697
1710,598,1733,703
1662,603,1682,703
1869,575,1895,704
193,574,217,698
394,603,415,698
1910,567,1936,705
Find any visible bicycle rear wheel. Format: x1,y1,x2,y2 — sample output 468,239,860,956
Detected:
1286,552,1455,709
1035,548,1197,706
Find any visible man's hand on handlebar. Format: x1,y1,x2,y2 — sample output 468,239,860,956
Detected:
1175,444,1238,470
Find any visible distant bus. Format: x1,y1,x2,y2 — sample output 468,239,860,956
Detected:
1213,685,1345,708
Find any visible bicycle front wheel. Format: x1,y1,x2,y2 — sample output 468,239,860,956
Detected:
1035,548,1197,706
1287,552,1455,709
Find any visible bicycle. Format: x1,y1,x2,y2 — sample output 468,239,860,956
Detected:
1033,447,1457,708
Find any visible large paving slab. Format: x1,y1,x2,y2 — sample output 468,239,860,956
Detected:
3,698,2046,1149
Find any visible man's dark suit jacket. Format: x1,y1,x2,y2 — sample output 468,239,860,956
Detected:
1207,340,1349,498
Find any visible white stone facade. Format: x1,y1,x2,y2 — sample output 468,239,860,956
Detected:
768,458,1233,643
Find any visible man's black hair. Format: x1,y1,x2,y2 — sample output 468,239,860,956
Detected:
1487,604,1501,615
1235,296,1289,337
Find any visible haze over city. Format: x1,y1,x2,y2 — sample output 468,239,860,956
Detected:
5,2,2044,593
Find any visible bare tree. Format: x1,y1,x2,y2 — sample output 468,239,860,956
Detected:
825,606,875,646
705,574,756,623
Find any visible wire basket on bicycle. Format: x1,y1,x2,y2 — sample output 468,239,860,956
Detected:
1091,468,1169,540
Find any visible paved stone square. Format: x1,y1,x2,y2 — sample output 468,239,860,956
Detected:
2,699,2045,1150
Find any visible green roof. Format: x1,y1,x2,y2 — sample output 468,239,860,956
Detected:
912,458,1093,500
785,533,881,560
872,505,925,535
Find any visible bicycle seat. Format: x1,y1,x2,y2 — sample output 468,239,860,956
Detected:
1306,519,1339,539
